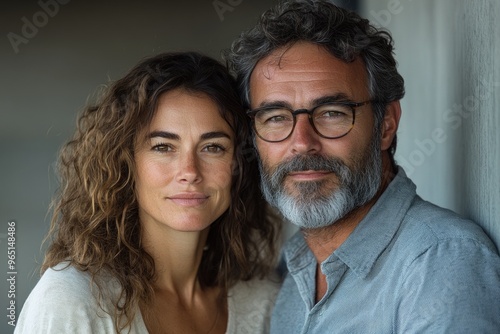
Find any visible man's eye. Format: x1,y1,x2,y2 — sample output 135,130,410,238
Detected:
258,109,292,124
266,115,289,123
318,110,348,118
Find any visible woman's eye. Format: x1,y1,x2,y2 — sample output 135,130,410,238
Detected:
151,143,173,152
203,144,226,153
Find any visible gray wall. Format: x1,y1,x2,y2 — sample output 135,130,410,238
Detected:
361,0,500,247
0,1,281,333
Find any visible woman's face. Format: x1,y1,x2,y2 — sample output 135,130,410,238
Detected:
134,89,234,234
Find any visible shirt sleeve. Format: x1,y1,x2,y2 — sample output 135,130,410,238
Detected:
396,238,500,333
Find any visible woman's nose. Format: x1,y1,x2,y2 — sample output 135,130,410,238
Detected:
176,151,202,184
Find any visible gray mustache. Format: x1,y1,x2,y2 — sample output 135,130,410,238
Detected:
267,155,349,184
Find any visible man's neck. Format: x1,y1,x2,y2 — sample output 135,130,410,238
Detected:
304,156,397,303
303,161,397,264
302,199,374,264
304,208,369,303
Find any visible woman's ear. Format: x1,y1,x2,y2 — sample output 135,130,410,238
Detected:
380,100,402,151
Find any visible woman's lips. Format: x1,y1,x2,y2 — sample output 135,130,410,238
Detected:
168,193,209,206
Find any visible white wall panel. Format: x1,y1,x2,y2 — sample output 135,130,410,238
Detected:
361,0,500,247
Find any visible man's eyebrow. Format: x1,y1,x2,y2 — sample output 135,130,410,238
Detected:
256,94,353,109
312,94,352,105
257,100,291,109
147,131,231,141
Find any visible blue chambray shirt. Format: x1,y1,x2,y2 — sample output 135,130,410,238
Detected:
271,167,500,333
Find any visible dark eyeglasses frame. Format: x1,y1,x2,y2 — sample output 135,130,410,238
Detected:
247,100,373,143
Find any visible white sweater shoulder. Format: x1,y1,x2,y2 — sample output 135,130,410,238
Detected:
15,263,280,334
14,263,147,334
226,276,281,334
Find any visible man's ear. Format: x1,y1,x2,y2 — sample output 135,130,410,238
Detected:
380,100,401,151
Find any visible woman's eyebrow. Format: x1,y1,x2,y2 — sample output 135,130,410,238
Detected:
147,131,179,140
147,131,231,141
200,131,232,141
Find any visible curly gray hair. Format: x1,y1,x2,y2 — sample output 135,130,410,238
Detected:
224,0,405,161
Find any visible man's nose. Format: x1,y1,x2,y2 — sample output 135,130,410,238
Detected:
289,114,322,155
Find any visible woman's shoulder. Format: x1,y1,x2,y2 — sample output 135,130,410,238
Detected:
38,262,94,288
226,274,282,334
29,262,119,305
25,263,98,304
14,262,121,333
229,274,281,301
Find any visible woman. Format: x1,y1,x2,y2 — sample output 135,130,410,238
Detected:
15,52,280,333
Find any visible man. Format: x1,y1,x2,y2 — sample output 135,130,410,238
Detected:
225,0,500,333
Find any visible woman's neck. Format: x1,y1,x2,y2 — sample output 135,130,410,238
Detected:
139,226,228,333
141,225,210,301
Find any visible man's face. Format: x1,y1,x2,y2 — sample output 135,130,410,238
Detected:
249,41,382,229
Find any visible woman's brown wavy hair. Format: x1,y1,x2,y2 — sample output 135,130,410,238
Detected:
42,51,280,332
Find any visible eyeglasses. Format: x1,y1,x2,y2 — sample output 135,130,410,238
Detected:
247,100,373,142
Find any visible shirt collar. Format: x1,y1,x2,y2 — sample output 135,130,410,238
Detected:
330,167,417,278
283,167,417,278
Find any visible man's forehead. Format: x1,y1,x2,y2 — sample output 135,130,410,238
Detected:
251,45,365,87
251,42,363,82
257,43,330,68
248,42,369,108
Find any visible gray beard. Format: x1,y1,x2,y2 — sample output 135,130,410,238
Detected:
258,137,382,229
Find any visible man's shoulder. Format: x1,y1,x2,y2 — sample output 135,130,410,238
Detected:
403,196,495,247
389,196,500,270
